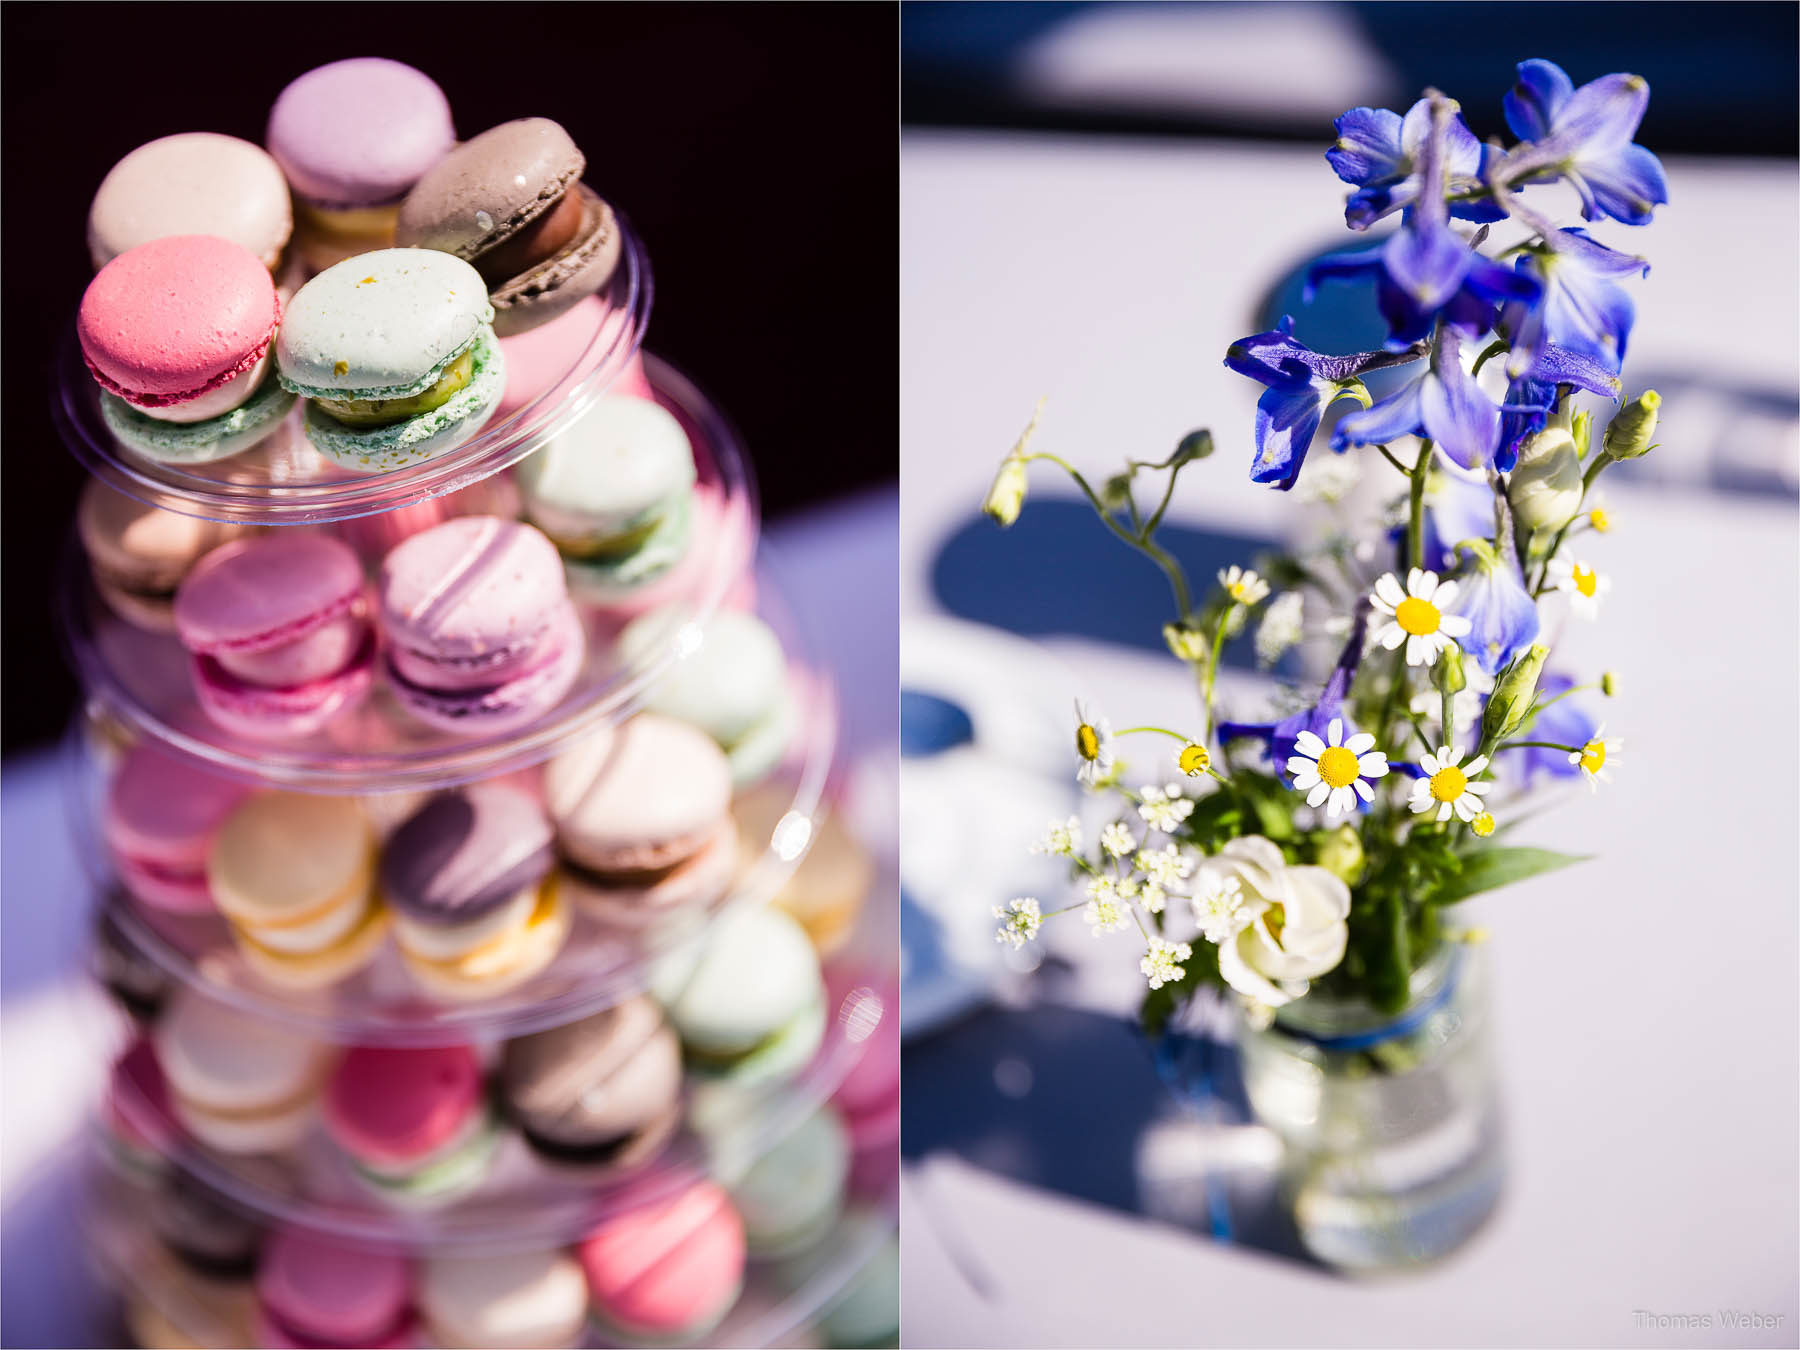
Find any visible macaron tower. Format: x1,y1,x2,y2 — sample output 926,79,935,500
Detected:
60,56,893,1350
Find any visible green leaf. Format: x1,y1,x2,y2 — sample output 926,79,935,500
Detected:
1429,846,1589,905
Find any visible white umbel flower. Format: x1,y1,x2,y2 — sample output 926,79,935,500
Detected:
1136,783,1194,833
1031,817,1082,857
1073,698,1116,787
1192,871,1251,945
1136,844,1195,890
1218,565,1271,606
1255,591,1305,667
1140,937,1194,991
993,898,1042,949
1286,717,1389,819
1370,569,1472,667
1099,821,1136,857
1083,876,1131,935
1546,557,1612,619
1408,744,1493,822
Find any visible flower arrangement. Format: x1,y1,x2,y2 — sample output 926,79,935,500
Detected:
984,59,1664,1030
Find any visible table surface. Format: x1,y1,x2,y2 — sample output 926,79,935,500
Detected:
0,489,898,1349
899,129,1800,1347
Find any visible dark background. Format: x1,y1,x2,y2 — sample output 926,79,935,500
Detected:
0,1,898,754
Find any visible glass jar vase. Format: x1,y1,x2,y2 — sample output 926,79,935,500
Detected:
1235,942,1504,1272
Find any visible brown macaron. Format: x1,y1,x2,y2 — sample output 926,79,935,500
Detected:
78,479,246,633
395,118,622,336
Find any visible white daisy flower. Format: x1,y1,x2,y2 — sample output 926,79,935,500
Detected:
993,898,1042,949
1408,744,1494,823
1255,590,1305,667
1192,871,1251,945
1031,817,1082,857
1083,875,1131,935
1286,718,1389,819
1547,558,1612,619
1137,783,1194,833
1099,821,1136,857
1073,699,1116,787
1568,725,1621,791
1218,565,1271,607
1370,569,1473,667
1140,937,1194,991
1136,844,1195,890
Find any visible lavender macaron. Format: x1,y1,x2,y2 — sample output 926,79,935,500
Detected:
377,517,585,737
380,783,570,1000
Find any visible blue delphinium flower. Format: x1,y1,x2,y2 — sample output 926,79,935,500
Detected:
1328,98,1505,230
1515,673,1599,781
1223,317,1421,491
1333,326,1502,470
1499,59,1669,226
1497,341,1622,469
1420,466,1500,571
1502,228,1648,380
1450,549,1541,676
1219,612,1368,777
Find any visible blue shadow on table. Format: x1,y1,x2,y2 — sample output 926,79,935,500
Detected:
930,503,1282,666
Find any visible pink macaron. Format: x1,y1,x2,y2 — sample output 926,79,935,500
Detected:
78,234,281,418
832,975,900,1199
254,1227,415,1349
580,1181,746,1341
378,516,585,736
322,1045,500,1206
105,740,251,912
173,534,375,741
495,296,654,421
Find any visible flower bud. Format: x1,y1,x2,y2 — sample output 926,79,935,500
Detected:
1173,429,1215,465
1603,390,1660,460
1509,425,1583,533
1602,670,1620,697
1163,622,1209,664
1101,473,1133,511
1316,824,1365,885
1482,641,1548,745
982,456,1028,527
1438,642,1467,697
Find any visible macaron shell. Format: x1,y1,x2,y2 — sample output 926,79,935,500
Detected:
579,1182,746,1338
379,516,568,660
419,1247,589,1350
568,481,749,618
499,996,683,1149
233,903,389,992
100,377,296,466
89,133,293,270
398,883,571,1002
385,600,583,737
545,714,732,873
650,904,823,1054
190,636,375,742
621,609,786,748
155,988,330,1117
267,59,455,208
80,236,280,404
490,187,622,337
516,394,695,540
730,1107,849,1257
278,249,492,398
105,741,250,910
555,818,738,932
255,1228,410,1346
324,1044,484,1165
83,472,232,615
173,534,365,657
207,792,372,926
380,782,555,924
395,118,585,261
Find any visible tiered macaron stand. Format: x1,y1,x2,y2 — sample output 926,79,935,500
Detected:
53,208,897,1348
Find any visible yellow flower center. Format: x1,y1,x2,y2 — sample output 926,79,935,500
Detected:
1262,903,1287,946
1229,582,1250,602
1395,596,1441,636
1573,565,1598,598
1316,745,1361,789
1429,765,1469,803
1178,744,1211,776
1589,508,1611,533
1472,812,1496,837
1580,740,1606,774
1076,724,1100,760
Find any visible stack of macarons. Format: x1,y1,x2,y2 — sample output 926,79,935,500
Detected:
172,533,376,743
376,516,585,735
544,714,738,931
380,783,569,1000
78,234,296,465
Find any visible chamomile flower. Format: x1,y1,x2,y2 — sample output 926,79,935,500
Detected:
1178,743,1211,777
1547,558,1612,619
1083,876,1131,935
1219,565,1271,607
1587,506,1613,533
1568,726,1621,790
993,898,1042,949
1140,937,1194,991
1192,872,1251,945
1408,744,1494,823
1471,812,1497,837
1255,590,1305,667
1286,717,1389,819
1031,817,1083,857
1099,821,1136,858
1370,569,1472,667
1073,699,1116,787
1137,783,1195,833
1136,844,1195,891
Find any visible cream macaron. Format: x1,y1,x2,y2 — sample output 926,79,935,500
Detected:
154,989,332,1155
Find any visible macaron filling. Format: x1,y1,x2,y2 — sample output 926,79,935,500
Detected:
312,349,474,427
282,322,488,403
392,884,539,962
384,603,583,726
401,881,562,982
474,187,587,287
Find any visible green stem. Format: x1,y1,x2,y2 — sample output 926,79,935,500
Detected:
1375,444,1411,477
1496,740,1583,753
1115,725,1196,744
1203,607,1235,738
1407,438,1434,572
1024,452,1194,618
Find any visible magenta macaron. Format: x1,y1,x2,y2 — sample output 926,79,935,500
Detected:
104,739,250,912
254,1227,415,1349
173,533,375,742
322,1044,501,1207
377,516,585,736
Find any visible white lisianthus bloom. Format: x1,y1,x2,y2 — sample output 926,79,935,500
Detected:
1200,836,1351,1008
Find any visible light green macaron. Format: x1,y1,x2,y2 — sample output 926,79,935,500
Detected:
100,375,295,464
